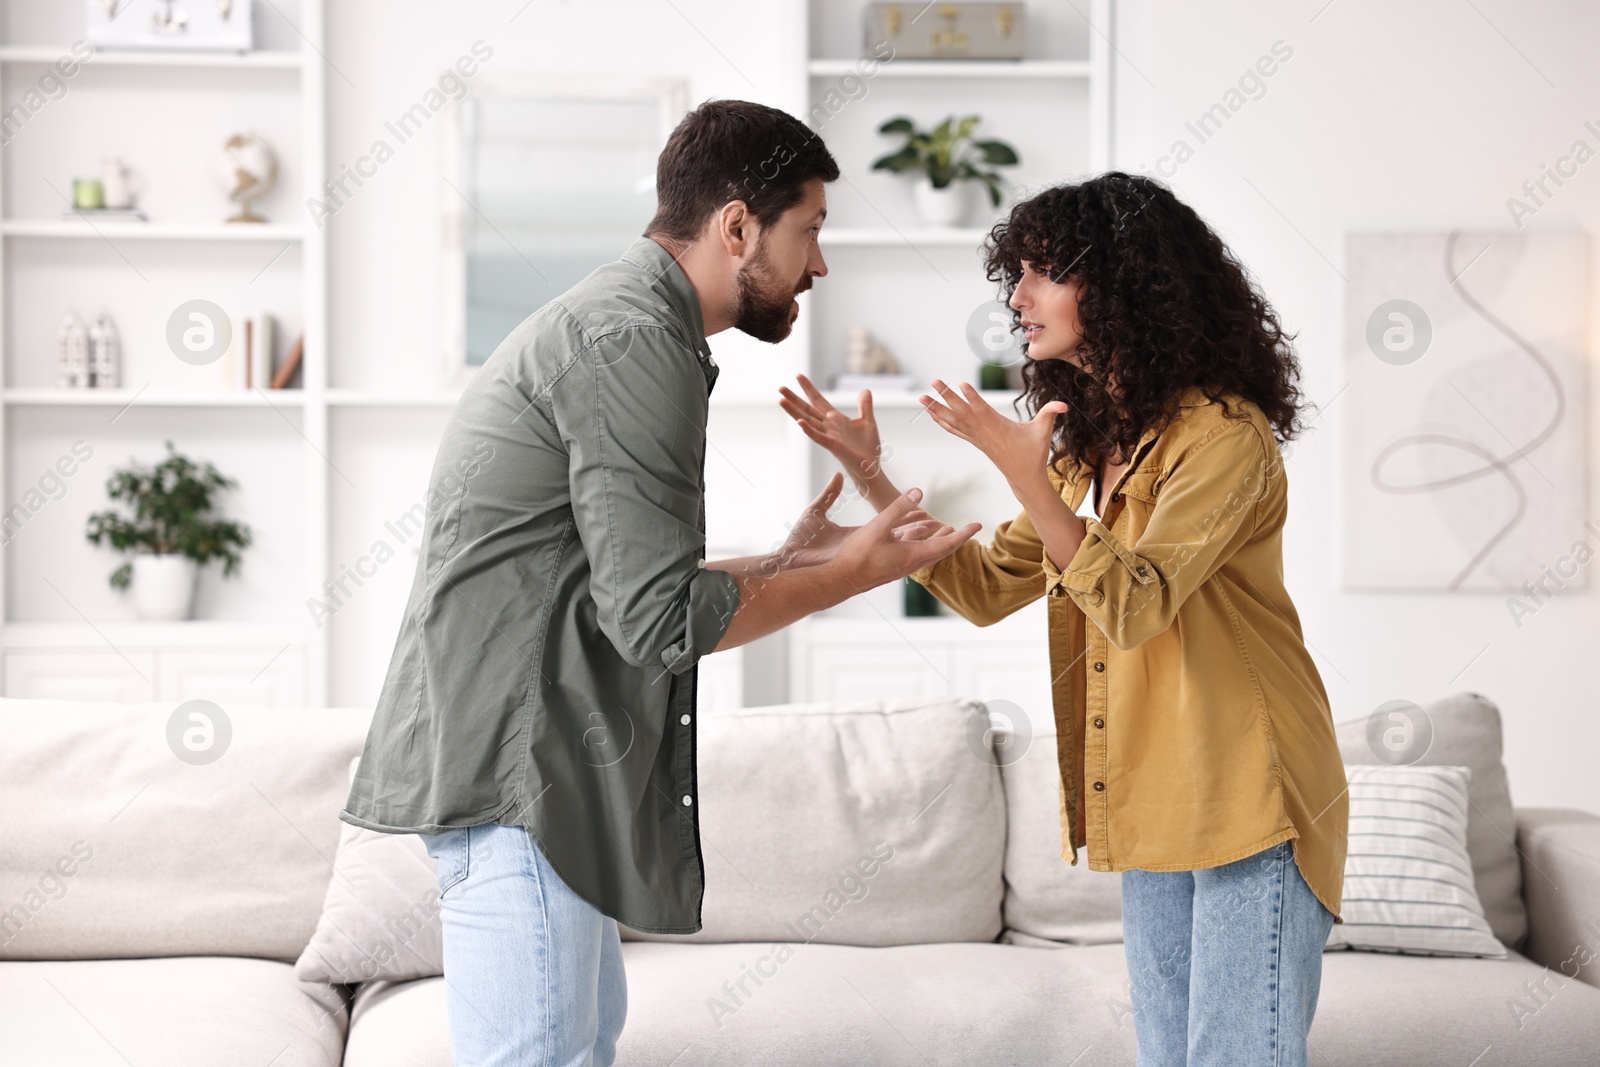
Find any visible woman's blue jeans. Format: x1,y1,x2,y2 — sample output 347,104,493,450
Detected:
419,822,627,1067
1120,838,1336,1067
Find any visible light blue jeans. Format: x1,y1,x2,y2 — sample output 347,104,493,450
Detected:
1120,838,1335,1067
419,822,627,1067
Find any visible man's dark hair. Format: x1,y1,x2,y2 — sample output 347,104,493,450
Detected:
645,100,840,245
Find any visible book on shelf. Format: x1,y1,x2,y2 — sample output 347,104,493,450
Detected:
219,311,284,390
271,334,304,389
246,314,273,389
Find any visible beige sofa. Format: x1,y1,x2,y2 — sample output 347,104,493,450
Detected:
2,694,1598,1066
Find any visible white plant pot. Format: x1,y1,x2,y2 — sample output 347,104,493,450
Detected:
132,554,197,621
912,177,972,228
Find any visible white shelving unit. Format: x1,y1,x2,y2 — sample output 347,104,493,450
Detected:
0,2,328,705
806,57,1092,78
1,219,304,241
4,387,309,406
0,44,303,69
819,226,993,246
785,0,1112,644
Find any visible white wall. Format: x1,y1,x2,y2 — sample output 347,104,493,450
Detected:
1112,0,1600,812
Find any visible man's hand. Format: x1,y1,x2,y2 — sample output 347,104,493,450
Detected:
833,486,982,589
709,484,979,654
777,472,957,570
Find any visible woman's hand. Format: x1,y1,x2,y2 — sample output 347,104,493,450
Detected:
919,379,1068,494
778,373,886,490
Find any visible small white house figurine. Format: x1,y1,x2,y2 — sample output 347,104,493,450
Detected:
89,311,121,388
57,312,90,388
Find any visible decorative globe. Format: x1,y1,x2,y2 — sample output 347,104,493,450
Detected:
212,132,278,224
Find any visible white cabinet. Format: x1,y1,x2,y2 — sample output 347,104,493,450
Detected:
1,650,158,702
2,623,309,707
157,648,306,707
694,647,746,715
789,604,1055,727
802,641,949,703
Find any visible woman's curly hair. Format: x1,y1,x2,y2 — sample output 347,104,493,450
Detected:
983,171,1308,474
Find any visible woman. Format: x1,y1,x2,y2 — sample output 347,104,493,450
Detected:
779,171,1349,1067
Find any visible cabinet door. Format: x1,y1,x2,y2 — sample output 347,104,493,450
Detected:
695,648,744,715
2,651,158,702
948,644,1055,726
157,647,306,707
800,643,951,704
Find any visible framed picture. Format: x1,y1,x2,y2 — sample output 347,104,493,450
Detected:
1341,229,1589,593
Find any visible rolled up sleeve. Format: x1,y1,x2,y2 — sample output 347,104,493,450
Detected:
909,505,1046,626
548,326,741,675
1044,421,1272,650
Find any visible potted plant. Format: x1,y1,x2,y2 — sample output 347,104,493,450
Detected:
85,440,252,621
871,114,1020,227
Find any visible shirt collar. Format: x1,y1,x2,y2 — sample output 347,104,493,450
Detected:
1057,384,1219,493
619,236,716,364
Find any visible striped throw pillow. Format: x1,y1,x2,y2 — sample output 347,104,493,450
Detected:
1326,763,1507,958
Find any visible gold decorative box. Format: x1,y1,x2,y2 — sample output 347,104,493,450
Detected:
863,3,1027,61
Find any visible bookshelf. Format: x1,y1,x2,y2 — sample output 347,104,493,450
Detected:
0,1,327,703
786,0,1112,629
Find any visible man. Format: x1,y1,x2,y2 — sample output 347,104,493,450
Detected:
340,99,980,1066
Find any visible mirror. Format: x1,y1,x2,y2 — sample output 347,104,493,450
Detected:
443,77,687,386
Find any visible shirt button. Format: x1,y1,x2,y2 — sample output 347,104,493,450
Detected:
1093,717,1104,728
1136,564,1148,577
680,714,691,725
681,795,693,806
1093,781,1105,791
1093,661,1105,672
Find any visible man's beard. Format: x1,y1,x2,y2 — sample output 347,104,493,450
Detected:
734,238,809,343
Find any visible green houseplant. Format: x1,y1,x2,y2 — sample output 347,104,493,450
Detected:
871,114,1020,227
85,440,252,621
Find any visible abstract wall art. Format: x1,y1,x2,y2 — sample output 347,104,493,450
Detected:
1342,230,1589,593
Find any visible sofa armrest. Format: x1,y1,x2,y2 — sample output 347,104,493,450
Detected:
1514,807,1600,989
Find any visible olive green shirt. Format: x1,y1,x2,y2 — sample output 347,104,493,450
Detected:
341,237,743,934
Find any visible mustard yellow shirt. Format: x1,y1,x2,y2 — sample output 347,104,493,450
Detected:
910,384,1348,924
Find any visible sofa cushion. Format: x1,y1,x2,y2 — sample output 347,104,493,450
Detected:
998,723,1123,945
622,697,1007,946
1326,764,1505,957
0,698,371,962
0,956,348,1067
1313,946,1600,1065
344,978,453,1067
294,757,443,984
345,941,1140,1067
1336,691,1527,949
340,938,1600,1067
